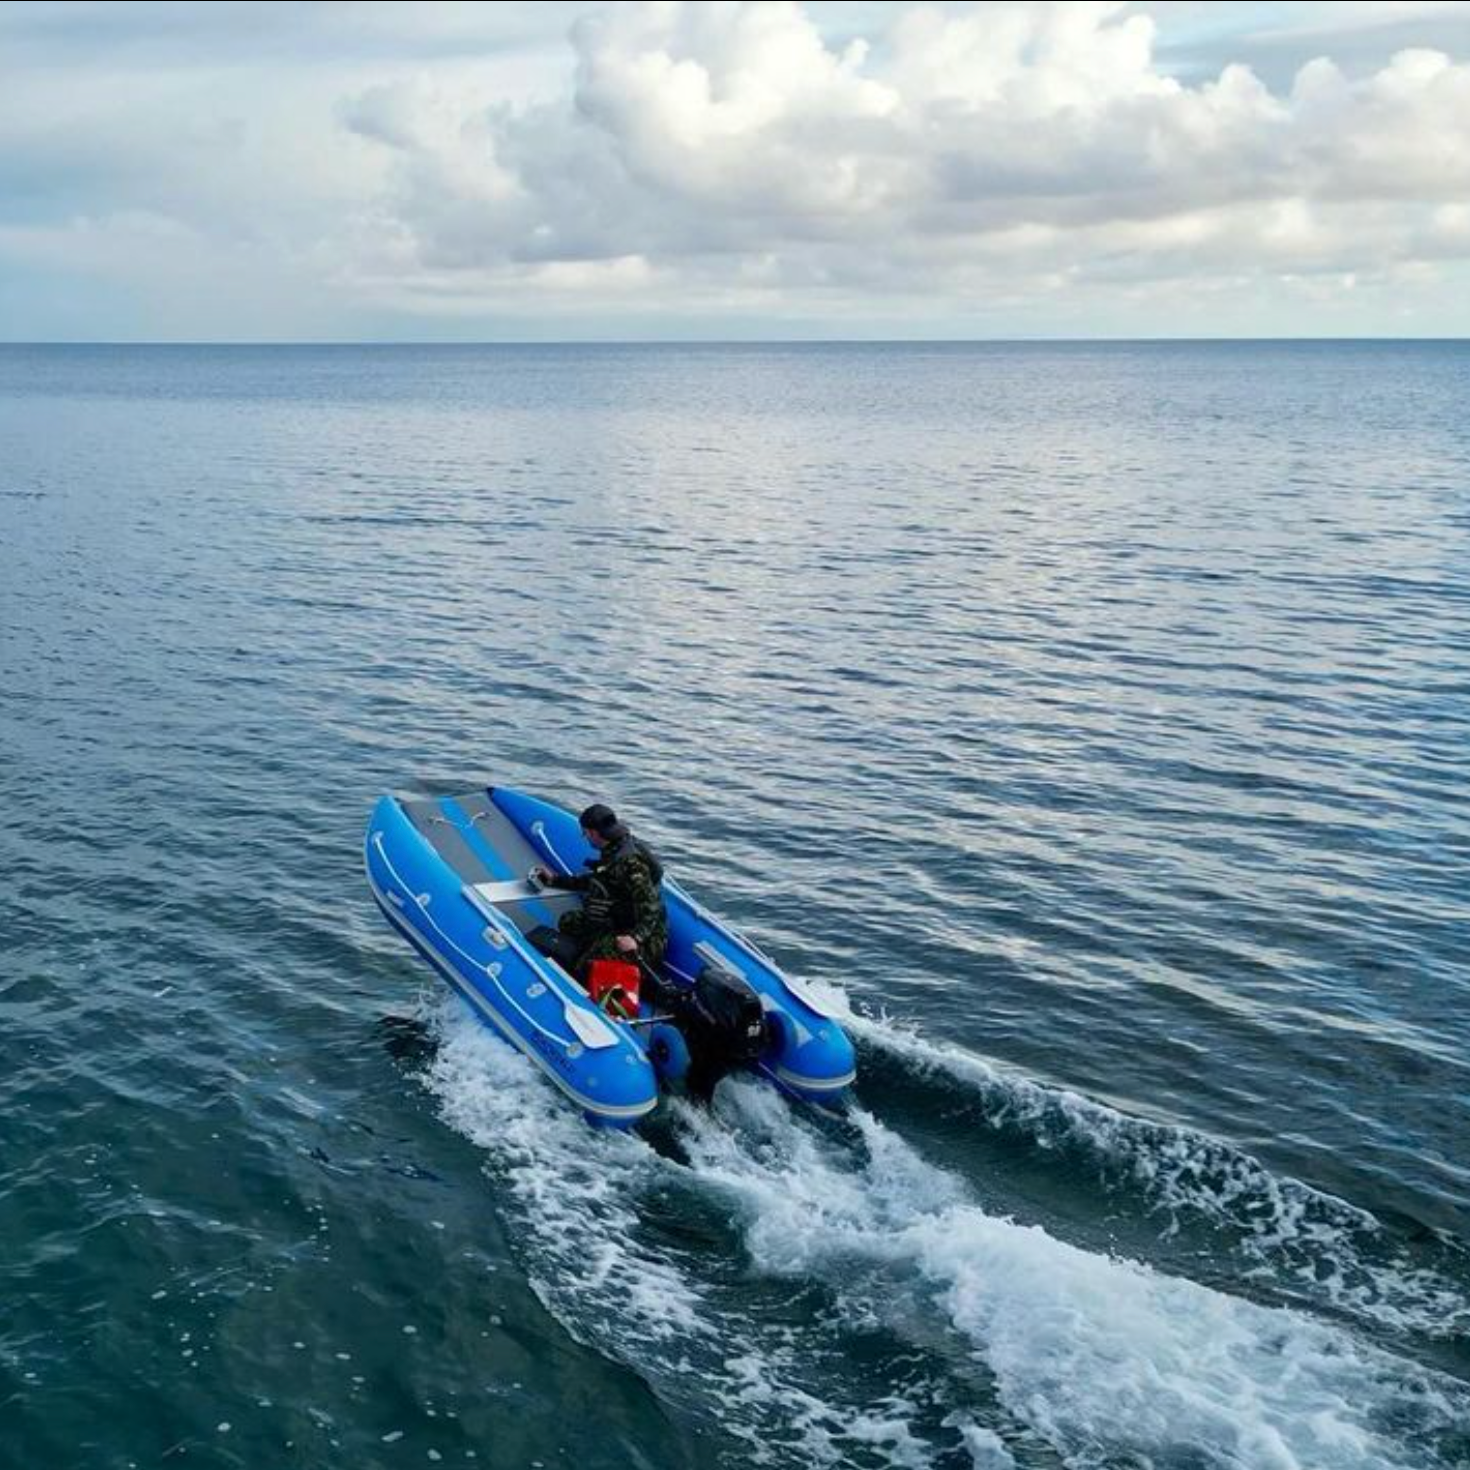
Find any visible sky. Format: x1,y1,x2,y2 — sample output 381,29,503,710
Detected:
1,0,1469,341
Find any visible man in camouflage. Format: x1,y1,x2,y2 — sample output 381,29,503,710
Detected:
535,803,668,975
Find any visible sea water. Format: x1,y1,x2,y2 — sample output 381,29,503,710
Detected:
1,342,1468,1468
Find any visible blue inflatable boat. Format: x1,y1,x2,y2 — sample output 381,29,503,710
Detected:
364,786,856,1126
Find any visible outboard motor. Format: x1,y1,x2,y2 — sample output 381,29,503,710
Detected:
675,955,769,1100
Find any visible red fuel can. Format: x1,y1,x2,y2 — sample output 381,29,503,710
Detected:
586,958,641,1019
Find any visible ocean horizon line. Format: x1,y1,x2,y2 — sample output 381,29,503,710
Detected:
3,335,1469,349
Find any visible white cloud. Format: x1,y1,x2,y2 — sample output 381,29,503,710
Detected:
334,0,1470,327
3,1,1469,336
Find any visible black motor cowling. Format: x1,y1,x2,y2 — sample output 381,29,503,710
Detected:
675,961,769,1099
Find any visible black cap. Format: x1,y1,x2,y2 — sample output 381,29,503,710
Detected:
578,803,619,836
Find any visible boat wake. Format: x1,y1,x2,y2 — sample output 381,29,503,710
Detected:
820,987,1470,1345
422,995,1470,1470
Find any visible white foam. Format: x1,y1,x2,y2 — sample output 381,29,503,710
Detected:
944,1417,1015,1470
911,1207,1443,1470
825,992,1470,1339
425,1001,705,1342
676,1080,1467,1470
422,998,944,1467
422,995,1466,1470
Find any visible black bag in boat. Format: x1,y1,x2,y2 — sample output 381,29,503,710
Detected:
526,925,585,974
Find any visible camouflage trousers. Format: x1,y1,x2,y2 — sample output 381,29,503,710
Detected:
556,910,665,972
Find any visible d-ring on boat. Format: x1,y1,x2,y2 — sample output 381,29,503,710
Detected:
364,786,857,1126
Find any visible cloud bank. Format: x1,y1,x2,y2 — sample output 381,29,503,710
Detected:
3,1,1470,337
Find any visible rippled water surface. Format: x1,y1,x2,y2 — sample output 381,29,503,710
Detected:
2,342,1468,1470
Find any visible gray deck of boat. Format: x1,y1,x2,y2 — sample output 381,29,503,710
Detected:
400,791,577,934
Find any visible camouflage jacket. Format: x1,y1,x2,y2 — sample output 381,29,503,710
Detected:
551,832,668,952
